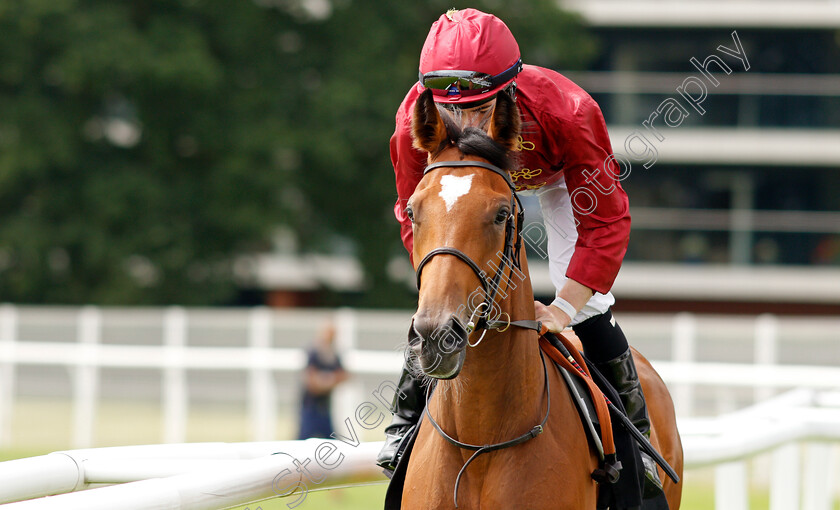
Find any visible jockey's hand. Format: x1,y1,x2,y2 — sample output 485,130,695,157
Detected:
534,301,572,334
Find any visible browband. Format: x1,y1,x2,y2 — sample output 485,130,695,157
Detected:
424,161,515,190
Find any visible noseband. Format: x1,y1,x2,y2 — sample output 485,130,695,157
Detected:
414,160,525,335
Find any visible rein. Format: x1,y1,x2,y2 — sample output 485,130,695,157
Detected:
424,349,551,508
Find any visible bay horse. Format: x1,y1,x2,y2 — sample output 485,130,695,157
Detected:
399,88,683,509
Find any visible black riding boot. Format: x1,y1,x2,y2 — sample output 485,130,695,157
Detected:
573,311,664,498
596,349,663,497
376,365,426,471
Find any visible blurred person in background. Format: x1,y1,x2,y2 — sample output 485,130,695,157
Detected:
297,321,349,439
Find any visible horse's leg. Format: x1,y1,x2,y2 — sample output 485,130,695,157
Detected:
634,348,684,509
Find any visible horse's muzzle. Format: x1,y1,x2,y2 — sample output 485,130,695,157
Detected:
408,314,468,379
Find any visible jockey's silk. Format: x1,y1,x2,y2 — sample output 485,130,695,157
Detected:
391,65,630,295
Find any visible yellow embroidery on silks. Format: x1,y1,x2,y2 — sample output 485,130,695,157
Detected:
510,168,543,181
516,135,535,151
515,182,547,192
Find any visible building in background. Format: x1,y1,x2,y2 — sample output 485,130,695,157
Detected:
250,2,840,314
526,0,840,314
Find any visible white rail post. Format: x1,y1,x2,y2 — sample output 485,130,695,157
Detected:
0,304,18,447
769,443,800,510
715,461,749,510
248,306,276,441
672,313,696,417
334,308,361,434
802,442,835,510
73,306,101,449
754,314,778,403
163,307,188,444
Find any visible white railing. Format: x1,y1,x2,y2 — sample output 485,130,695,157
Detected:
1,305,840,509
0,439,387,509
0,305,409,449
0,389,839,509
682,389,840,510
2,305,840,449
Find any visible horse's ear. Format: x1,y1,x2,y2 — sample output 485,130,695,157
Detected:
488,90,521,151
412,89,447,154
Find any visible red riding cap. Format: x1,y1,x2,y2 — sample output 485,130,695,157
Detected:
419,9,522,104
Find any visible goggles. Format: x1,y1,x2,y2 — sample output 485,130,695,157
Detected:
419,58,523,97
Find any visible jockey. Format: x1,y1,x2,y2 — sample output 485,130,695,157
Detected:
378,8,661,495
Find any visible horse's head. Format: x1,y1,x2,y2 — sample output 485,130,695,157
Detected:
406,88,522,379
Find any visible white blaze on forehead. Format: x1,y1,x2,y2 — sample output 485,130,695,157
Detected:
438,174,474,212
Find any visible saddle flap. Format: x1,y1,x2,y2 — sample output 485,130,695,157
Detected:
538,335,616,457
540,332,650,509
557,364,604,458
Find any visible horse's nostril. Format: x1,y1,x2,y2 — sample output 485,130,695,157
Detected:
407,320,422,347
439,316,468,352
412,314,468,350
411,314,437,343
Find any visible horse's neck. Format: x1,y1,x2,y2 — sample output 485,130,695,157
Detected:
433,260,544,439
454,326,543,407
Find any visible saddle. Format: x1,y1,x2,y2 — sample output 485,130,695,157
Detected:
540,332,668,510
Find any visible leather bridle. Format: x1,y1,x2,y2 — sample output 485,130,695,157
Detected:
414,160,526,336
413,159,552,508
412,162,681,505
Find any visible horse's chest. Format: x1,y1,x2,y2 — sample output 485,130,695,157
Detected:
404,440,595,509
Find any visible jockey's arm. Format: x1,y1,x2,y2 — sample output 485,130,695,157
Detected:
535,279,594,333
534,96,630,333
390,93,428,264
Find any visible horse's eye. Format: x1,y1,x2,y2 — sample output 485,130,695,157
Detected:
406,206,415,223
494,208,510,225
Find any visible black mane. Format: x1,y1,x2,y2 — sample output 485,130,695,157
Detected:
438,108,514,171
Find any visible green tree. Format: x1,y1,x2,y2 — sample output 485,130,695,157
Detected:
0,0,594,306
0,0,304,304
